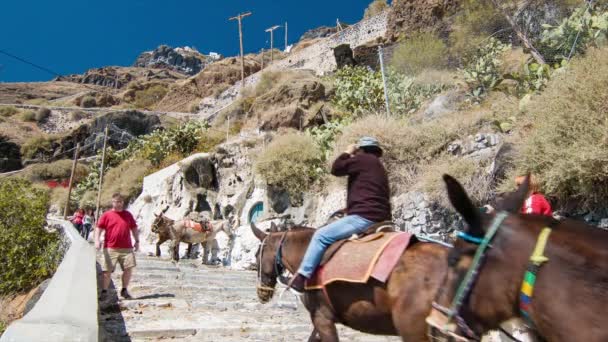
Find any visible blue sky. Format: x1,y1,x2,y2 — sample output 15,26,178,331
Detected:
0,0,378,82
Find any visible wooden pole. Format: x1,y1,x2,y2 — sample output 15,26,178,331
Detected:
285,22,288,51
261,48,265,69
378,46,391,117
265,25,281,63
63,143,81,219
94,125,109,220
229,12,252,87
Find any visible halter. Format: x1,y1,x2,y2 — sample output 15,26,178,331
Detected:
256,231,289,294
432,211,509,340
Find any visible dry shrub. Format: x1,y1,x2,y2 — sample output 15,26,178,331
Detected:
363,0,388,19
391,32,449,75
416,155,493,207
0,107,19,117
133,85,168,109
21,110,36,122
196,129,226,153
100,158,152,206
20,136,53,159
68,110,85,121
255,133,322,198
79,96,97,108
78,190,97,209
414,69,460,88
34,108,51,123
24,160,88,182
49,187,69,212
506,47,608,210
153,152,185,171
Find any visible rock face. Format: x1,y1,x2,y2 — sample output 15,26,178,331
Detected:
24,110,161,161
56,66,185,89
299,26,340,41
386,0,461,41
247,74,328,131
334,44,357,69
0,135,22,172
134,45,221,76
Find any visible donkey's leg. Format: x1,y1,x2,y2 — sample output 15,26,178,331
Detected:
186,243,193,259
156,236,168,257
310,309,338,342
173,240,180,262
307,328,321,342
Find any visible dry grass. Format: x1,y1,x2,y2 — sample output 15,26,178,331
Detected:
99,158,152,206
22,160,88,182
416,155,494,207
363,0,388,19
0,107,19,117
391,32,449,75
503,47,608,210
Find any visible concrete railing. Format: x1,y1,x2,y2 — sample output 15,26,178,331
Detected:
0,219,98,342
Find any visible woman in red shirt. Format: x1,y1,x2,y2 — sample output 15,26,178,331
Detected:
515,175,552,217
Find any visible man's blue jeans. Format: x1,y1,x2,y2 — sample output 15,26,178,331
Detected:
298,215,373,278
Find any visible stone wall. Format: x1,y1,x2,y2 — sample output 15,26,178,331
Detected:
198,11,389,120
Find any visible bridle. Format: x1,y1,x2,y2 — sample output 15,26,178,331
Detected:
256,231,290,295
430,211,509,341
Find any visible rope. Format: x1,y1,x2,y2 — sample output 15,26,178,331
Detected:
447,212,508,324
567,0,595,61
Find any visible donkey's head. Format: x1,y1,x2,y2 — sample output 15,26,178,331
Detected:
151,206,170,234
250,222,283,303
427,174,530,339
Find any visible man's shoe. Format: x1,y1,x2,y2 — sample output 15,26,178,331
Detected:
287,274,306,296
99,289,108,302
120,288,133,300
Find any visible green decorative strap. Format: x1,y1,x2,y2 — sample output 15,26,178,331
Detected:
447,211,509,323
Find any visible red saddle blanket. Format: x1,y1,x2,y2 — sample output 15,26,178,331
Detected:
183,220,212,233
306,231,413,290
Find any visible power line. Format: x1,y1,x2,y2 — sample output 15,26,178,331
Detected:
0,49,63,78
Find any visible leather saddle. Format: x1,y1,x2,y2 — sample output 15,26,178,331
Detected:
319,221,395,266
183,219,213,233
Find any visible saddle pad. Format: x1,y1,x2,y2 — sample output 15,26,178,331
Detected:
306,232,412,290
183,220,211,233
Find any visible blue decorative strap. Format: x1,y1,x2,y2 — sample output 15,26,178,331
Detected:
457,231,484,245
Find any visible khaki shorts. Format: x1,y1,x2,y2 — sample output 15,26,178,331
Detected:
101,248,136,272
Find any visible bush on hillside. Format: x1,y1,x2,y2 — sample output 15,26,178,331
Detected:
332,66,444,116
68,110,86,121
505,47,608,211
35,108,51,123
195,129,226,153
21,110,36,122
255,133,323,200
538,2,608,65
20,136,54,160
391,32,449,75
363,0,388,19
462,38,511,100
23,159,88,182
0,106,19,117
0,178,63,295
79,96,97,108
133,85,168,109
98,158,151,206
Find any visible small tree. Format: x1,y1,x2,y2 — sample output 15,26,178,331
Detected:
0,178,62,294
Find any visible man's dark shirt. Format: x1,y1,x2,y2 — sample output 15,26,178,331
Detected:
331,152,391,222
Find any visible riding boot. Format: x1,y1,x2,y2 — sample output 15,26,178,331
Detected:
287,273,306,296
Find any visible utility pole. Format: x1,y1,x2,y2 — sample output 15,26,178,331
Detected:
229,11,252,87
95,125,109,220
265,25,281,63
63,143,81,220
284,22,288,51
261,48,265,69
378,46,391,117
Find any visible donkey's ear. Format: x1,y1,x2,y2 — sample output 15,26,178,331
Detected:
162,206,170,213
270,222,278,233
251,223,267,241
443,174,484,237
499,174,530,213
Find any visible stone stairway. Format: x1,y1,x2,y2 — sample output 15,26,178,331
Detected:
99,254,400,341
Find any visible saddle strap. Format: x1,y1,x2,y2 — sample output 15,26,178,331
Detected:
520,227,552,326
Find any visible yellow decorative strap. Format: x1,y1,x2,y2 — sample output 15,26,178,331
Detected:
530,227,552,265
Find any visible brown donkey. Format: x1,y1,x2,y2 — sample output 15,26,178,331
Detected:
250,222,450,342
427,175,608,341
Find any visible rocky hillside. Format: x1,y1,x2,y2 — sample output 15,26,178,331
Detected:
133,45,222,76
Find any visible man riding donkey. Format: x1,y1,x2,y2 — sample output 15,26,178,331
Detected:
287,136,391,295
